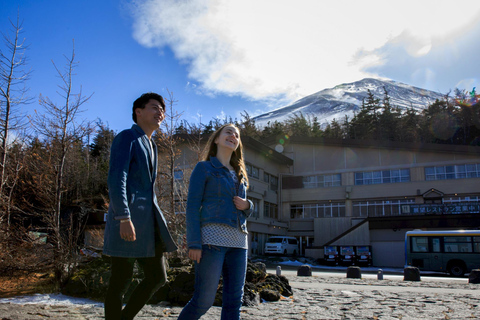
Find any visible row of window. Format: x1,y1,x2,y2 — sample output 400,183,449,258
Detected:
355,169,410,185
290,202,346,219
303,174,341,188
246,163,279,191
411,236,480,253
425,163,480,181
289,196,480,219
176,163,480,191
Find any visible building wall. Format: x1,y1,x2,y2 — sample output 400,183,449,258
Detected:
173,136,480,265
279,140,480,266
370,229,409,267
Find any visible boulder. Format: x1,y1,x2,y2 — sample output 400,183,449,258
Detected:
297,264,312,276
404,266,421,281
346,266,362,279
63,258,291,306
469,269,480,284
260,289,281,302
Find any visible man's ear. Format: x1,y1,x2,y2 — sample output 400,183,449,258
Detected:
135,108,142,120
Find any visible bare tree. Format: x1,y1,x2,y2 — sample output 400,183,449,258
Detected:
154,90,189,255
0,14,32,226
29,42,93,286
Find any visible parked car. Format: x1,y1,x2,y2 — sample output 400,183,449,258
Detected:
264,236,299,255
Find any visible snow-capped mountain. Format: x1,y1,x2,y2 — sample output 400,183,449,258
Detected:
253,78,445,127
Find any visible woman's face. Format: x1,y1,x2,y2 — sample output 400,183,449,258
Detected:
215,125,240,151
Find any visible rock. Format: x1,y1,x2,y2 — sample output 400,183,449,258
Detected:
61,257,111,301
62,258,290,306
243,282,261,306
246,262,267,283
253,262,267,274
163,270,195,306
469,269,480,284
256,274,292,297
260,289,281,302
404,266,421,281
346,266,362,279
297,265,312,277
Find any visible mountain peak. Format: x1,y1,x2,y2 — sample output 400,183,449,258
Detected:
254,78,444,127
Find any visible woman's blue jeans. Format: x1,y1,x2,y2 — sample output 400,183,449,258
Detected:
178,245,247,320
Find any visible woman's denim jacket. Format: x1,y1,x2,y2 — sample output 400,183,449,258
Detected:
186,157,254,250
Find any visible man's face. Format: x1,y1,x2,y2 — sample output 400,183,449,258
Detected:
136,99,165,130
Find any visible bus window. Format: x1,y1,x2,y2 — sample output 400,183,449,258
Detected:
444,236,472,253
412,237,428,252
474,237,480,253
432,238,441,252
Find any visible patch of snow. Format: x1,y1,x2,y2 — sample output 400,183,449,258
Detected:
0,293,103,307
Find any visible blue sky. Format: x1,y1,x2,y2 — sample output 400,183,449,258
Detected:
2,0,480,133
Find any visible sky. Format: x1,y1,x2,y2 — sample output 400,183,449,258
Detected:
2,0,480,133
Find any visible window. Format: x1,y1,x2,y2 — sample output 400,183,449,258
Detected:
426,164,480,181
302,174,341,188
411,237,428,252
264,201,278,219
355,169,410,185
352,198,415,217
444,236,473,253
288,238,298,245
474,237,480,253
432,238,441,252
246,163,259,179
264,173,278,191
291,202,345,219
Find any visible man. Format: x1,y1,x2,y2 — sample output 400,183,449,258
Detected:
103,92,177,320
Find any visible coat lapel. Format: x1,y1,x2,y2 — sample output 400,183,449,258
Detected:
132,125,155,181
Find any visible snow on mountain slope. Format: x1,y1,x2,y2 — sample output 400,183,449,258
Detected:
253,78,445,127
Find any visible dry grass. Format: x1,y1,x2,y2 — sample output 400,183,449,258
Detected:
0,270,56,298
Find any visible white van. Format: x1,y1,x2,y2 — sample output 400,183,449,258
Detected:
264,236,299,255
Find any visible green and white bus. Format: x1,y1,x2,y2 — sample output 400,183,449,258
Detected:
405,230,480,276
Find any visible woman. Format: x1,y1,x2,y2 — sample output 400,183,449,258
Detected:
178,124,254,320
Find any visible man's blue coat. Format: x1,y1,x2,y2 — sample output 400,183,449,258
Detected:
103,124,177,257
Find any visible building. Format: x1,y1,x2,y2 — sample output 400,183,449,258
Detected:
172,135,480,267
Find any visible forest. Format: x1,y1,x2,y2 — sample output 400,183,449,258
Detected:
1,17,479,289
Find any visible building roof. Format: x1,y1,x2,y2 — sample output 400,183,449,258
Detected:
265,136,480,155
242,136,294,166
172,133,294,166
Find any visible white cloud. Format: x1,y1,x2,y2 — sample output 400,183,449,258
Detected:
130,0,480,103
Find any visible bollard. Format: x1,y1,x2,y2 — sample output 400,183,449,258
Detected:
404,266,421,281
377,269,383,280
276,266,282,276
346,266,362,279
469,269,480,284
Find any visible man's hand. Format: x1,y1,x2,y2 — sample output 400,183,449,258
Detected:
188,249,202,263
120,220,136,241
233,196,250,211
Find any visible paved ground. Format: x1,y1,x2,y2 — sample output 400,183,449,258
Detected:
1,268,479,319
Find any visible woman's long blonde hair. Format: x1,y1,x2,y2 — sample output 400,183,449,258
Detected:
202,123,249,186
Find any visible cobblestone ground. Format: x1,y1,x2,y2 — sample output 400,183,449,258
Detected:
1,275,480,319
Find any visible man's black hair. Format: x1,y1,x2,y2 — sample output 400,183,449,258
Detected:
132,92,166,123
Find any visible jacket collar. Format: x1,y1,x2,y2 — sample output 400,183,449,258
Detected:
210,156,245,180
131,124,146,136
210,156,224,168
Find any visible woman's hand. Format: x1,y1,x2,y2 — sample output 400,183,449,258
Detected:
188,249,202,263
233,196,250,211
